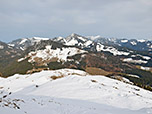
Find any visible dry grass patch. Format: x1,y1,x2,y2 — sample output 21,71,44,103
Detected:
51,75,64,80
85,67,111,76
26,68,48,74
50,57,58,62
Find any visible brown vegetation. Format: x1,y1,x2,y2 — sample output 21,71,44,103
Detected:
85,67,111,76
26,68,48,74
0,72,3,77
51,75,64,80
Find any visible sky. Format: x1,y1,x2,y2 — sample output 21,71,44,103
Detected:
0,0,152,42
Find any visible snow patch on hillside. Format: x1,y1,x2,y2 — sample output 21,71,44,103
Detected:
18,45,87,64
121,40,128,43
96,43,130,56
123,58,148,64
140,66,151,71
19,39,28,44
84,40,93,47
0,45,4,49
138,40,146,43
130,41,137,45
65,38,78,46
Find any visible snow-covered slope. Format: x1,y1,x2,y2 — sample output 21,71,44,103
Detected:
0,69,152,114
18,45,87,65
9,37,50,50
96,43,130,56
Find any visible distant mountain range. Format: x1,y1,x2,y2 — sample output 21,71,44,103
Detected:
5,33,152,52
0,33,152,91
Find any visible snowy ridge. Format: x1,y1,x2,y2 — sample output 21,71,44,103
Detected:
0,69,152,114
54,34,130,56
53,33,93,48
93,37,152,51
8,37,50,50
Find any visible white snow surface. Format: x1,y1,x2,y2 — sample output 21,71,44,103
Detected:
19,38,28,45
84,40,93,47
140,55,151,60
131,54,151,60
8,44,15,47
140,66,151,71
96,43,130,56
18,45,87,63
65,38,79,46
19,37,49,45
0,69,152,114
138,40,146,43
123,58,148,64
128,74,140,78
77,36,87,42
121,40,128,43
130,41,137,45
0,45,4,49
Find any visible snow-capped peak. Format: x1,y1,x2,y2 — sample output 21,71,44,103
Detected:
64,33,90,46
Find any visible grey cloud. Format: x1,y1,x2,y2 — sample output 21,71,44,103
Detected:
0,0,152,42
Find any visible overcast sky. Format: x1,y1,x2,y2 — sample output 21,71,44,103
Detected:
0,0,152,42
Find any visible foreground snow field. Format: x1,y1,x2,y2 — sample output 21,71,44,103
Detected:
0,69,152,114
